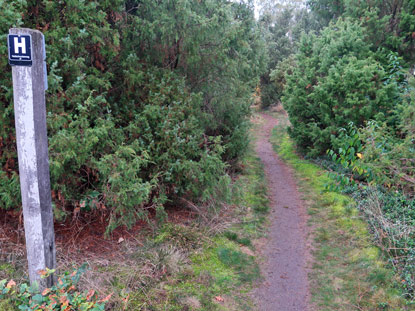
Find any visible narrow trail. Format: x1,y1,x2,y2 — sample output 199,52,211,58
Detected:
252,113,311,311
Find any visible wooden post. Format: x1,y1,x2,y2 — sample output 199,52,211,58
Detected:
9,28,56,290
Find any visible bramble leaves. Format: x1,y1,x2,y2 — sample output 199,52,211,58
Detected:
0,267,107,310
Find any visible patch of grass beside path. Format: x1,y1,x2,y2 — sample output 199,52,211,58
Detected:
269,113,411,311
0,126,269,311
106,133,269,310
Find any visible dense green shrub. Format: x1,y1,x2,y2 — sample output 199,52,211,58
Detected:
354,78,415,194
283,19,399,156
325,76,414,194
304,0,415,298
0,1,265,230
269,55,295,104
308,0,415,64
320,53,411,193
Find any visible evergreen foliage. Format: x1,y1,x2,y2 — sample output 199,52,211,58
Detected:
301,0,415,172
257,1,320,109
277,0,415,299
0,0,265,231
308,0,415,64
269,55,295,102
258,8,293,108
307,0,345,25
355,77,415,194
283,19,399,156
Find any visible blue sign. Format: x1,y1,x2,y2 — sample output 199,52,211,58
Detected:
8,34,32,66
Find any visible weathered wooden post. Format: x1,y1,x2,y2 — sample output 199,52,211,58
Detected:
8,28,56,290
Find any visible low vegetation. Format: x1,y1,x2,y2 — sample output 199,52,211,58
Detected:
0,267,108,311
260,0,415,306
0,131,269,310
269,111,411,310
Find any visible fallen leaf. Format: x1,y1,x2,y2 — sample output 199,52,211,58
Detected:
6,280,16,288
59,295,68,305
42,288,52,296
86,289,95,301
240,246,255,257
100,293,113,303
215,296,224,302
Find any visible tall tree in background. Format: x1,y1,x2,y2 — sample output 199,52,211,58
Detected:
258,7,293,107
307,0,345,25
308,0,415,66
257,0,319,108
258,0,305,17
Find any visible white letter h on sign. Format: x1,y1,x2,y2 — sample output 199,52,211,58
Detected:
14,37,26,54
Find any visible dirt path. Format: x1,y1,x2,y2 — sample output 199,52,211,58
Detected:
252,113,311,311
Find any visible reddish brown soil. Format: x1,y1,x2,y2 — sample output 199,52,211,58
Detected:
0,206,195,265
252,113,311,311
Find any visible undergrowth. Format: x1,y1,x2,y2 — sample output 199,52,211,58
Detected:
311,118,415,298
0,133,269,311
269,111,411,310
0,266,108,311
350,187,415,298
99,139,268,310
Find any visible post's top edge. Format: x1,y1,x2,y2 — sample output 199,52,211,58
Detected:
9,28,44,36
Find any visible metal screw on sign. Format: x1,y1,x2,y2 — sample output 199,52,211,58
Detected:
8,28,55,290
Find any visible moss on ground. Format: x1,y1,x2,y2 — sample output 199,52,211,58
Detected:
269,113,411,310
118,135,268,310
0,117,268,311
0,299,16,311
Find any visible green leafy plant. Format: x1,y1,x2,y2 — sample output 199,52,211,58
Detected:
356,79,415,193
325,122,371,191
0,266,108,311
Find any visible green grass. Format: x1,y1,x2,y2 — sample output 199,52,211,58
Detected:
0,122,270,310
102,131,269,310
0,134,268,311
0,299,16,311
269,112,411,311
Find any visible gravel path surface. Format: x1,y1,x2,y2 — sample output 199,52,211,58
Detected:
252,113,311,311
